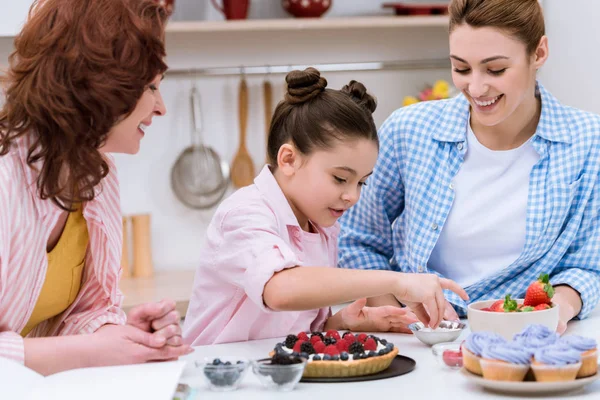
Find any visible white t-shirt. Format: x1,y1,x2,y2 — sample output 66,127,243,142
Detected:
427,121,540,287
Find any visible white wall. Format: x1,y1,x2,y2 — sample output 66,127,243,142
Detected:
0,1,31,37
539,0,600,114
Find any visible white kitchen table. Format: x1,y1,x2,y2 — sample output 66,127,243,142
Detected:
180,307,600,399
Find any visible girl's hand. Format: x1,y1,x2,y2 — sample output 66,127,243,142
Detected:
394,273,469,329
340,298,419,333
443,301,460,322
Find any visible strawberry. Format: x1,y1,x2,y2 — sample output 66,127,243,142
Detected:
292,340,305,353
343,333,356,343
357,333,368,343
313,341,326,354
364,338,377,351
518,304,535,312
489,299,504,312
324,345,340,356
502,295,518,312
534,303,552,311
336,340,349,353
310,335,322,345
326,330,341,340
524,273,555,306
297,332,309,342
480,307,492,312
442,349,463,367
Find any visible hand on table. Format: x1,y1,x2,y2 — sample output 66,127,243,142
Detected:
127,299,183,347
92,324,193,366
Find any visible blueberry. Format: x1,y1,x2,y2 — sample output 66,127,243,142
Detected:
331,355,339,361
212,358,221,366
313,355,321,361
340,352,349,361
380,339,388,345
237,360,244,364
270,369,298,385
378,349,386,356
300,352,309,359
323,354,332,361
352,353,361,360
292,352,299,357
224,361,232,366
368,351,377,358
386,343,394,350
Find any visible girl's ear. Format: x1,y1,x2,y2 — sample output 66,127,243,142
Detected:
277,143,299,177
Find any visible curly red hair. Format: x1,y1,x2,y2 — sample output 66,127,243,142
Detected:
0,0,168,209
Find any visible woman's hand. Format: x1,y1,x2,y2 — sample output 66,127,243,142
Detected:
90,324,193,366
127,299,183,346
338,298,419,333
393,273,469,329
552,285,583,334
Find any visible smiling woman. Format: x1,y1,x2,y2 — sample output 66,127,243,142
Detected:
339,0,600,335
0,0,191,376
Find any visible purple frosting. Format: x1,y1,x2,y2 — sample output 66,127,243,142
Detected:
559,335,597,352
481,342,532,365
513,324,558,349
465,332,506,357
534,344,582,366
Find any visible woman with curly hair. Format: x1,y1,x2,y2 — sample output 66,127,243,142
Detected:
0,0,192,375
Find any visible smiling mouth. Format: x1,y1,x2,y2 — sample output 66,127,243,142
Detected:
472,94,503,107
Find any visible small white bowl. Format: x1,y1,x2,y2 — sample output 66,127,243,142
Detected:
467,299,559,340
409,320,465,346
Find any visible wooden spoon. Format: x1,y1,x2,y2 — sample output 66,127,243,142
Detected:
263,79,273,164
230,75,255,188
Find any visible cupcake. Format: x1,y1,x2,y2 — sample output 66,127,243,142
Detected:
462,332,506,376
480,342,532,381
513,324,558,352
559,335,598,378
531,344,582,382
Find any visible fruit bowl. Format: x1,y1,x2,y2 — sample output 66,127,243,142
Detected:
467,299,559,340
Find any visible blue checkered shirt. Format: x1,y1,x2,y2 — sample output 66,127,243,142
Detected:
339,82,600,319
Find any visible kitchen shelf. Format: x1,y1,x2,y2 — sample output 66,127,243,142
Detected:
166,15,449,34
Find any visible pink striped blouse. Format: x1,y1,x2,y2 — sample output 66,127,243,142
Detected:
0,135,126,364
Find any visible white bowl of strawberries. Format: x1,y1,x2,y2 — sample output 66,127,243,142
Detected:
467,274,559,340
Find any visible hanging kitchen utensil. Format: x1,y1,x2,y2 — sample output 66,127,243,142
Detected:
263,72,273,164
170,81,229,209
230,71,255,188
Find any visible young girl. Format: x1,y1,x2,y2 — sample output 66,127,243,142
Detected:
183,68,468,345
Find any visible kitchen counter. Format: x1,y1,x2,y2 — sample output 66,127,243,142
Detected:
119,269,195,316
180,307,600,399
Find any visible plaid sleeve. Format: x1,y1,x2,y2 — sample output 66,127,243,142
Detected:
338,112,405,271
550,177,600,319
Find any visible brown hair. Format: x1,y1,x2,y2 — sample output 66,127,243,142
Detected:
268,67,378,167
0,0,168,210
449,0,545,55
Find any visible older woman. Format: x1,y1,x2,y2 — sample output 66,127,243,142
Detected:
0,0,191,375
339,0,600,334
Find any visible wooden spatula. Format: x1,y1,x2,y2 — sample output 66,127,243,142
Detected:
231,75,255,188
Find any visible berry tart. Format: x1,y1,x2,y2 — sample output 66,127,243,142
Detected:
271,330,399,378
